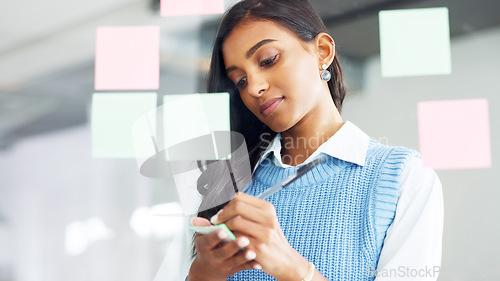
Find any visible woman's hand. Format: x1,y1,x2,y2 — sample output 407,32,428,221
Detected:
188,217,262,281
210,192,311,280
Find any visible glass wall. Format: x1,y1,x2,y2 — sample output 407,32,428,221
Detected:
0,0,498,280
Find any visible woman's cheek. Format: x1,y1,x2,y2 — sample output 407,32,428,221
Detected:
240,93,257,114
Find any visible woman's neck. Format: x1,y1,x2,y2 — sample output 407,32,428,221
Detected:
280,99,344,166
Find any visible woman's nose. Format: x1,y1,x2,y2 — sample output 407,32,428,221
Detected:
247,74,269,97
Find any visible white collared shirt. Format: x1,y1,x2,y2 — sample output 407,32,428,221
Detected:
253,121,443,280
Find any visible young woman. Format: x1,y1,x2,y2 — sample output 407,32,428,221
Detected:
188,0,443,280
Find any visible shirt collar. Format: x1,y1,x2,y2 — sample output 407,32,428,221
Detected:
253,121,370,173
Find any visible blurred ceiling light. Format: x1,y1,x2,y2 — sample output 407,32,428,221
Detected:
64,217,115,256
129,202,183,239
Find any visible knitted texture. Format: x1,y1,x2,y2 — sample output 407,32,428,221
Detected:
227,140,419,281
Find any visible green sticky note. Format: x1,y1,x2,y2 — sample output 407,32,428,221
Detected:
163,94,211,148
200,93,231,159
188,223,236,242
91,93,157,158
163,93,230,161
132,106,160,161
199,93,230,132
379,7,452,77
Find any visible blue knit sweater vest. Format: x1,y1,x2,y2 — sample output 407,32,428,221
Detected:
227,140,419,281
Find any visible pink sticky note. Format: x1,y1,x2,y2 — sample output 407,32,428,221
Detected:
95,26,160,90
161,0,225,17
417,99,492,170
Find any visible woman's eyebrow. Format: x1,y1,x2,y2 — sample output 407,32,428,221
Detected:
226,39,277,74
245,39,277,59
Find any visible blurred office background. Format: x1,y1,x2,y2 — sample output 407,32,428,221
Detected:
0,0,499,280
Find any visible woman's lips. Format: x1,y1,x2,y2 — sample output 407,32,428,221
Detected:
260,97,284,116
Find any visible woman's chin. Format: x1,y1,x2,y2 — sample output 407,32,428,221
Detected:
266,120,294,134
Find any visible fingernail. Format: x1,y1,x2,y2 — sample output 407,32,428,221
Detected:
210,209,223,224
189,217,196,225
237,237,250,248
217,230,228,240
245,250,256,260
253,264,262,270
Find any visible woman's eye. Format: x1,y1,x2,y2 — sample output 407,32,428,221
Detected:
236,77,247,87
260,54,278,67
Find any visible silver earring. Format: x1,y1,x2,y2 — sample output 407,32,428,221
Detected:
321,64,331,82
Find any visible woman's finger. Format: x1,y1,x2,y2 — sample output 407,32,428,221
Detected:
228,260,263,276
223,215,270,242
195,234,260,274
195,228,232,253
219,248,261,274
211,194,275,225
191,217,211,226
212,236,251,261
234,192,273,208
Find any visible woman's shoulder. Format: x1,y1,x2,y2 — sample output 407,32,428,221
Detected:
367,139,442,197
366,139,421,165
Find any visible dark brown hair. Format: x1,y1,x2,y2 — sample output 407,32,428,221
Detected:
192,0,346,256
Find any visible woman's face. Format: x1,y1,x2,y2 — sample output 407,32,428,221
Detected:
222,20,330,133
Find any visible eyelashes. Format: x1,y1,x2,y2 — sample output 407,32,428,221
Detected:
236,77,247,87
259,54,278,67
235,54,279,88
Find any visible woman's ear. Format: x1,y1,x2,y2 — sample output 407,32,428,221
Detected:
315,33,335,67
